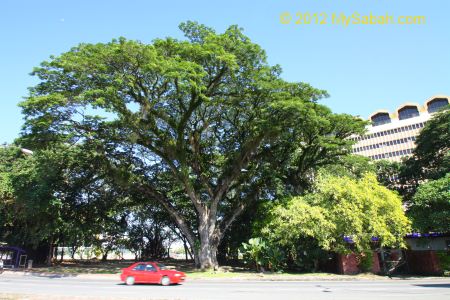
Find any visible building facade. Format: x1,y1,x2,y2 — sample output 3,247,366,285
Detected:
351,95,449,162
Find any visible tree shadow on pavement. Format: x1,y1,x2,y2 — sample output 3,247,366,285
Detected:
414,284,450,288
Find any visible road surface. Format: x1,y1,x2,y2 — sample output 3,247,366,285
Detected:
0,274,449,299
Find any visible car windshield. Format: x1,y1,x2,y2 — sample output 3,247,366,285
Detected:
156,263,167,270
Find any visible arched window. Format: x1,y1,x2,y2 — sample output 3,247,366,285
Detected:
427,98,449,113
398,106,419,120
371,113,391,126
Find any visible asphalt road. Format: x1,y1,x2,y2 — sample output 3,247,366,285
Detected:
0,274,449,300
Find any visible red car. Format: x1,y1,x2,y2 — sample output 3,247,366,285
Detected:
120,262,186,286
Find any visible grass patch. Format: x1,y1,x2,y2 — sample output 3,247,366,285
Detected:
20,259,133,274
184,270,378,280
19,259,385,280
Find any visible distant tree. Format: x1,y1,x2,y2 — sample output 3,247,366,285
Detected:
124,205,175,260
401,108,450,187
320,155,375,179
92,213,128,261
408,174,450,233
374,159,403,192
0,144,128,264
0,146,65,264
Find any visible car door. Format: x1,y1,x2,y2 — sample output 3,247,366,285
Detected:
130,263,146,282
144,263,160,283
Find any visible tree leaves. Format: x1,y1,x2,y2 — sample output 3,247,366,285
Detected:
16,22,366,267
261,173,411,255
402,108,450,183
408,174,450,232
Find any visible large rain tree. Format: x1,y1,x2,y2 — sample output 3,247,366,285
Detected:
19,22,363,269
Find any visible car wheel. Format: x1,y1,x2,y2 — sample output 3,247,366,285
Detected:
125,276,135,285
161,276,171,286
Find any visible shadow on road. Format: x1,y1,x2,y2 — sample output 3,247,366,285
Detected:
2,270,77,279
414,284,450,288
116,283,183,287
25,272,77,279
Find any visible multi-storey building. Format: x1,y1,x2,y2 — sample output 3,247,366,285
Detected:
351,95,449,162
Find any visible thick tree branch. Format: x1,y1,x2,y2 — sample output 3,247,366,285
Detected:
209,133,266,224
137,137,205,214
216,187,260,243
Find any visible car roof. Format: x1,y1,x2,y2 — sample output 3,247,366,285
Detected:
133,261,158,264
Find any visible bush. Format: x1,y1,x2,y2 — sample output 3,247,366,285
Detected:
358,251,373,273
240,238,285,272
436,251,450,275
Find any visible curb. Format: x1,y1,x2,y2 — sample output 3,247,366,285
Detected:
1,270,118,280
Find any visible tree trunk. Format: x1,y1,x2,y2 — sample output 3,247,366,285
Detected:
196,244,219,270
101,252,108,261
196,219,219,270
60,245,64,262
166,244,171,259
313,259,319,272
70,245,78,259
183,240,189,261
46,238,53,266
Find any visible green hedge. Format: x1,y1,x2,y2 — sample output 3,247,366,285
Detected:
436,251,450,275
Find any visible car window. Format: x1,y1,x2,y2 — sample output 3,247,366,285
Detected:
145,264,157,272
132,264,146,271
156,263,167,270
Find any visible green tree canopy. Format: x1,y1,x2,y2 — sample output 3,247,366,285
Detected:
319,154,375,180
408,174,450,233
401,107,450,185
0,144,131,264
0,146,63,248
18,22,365,268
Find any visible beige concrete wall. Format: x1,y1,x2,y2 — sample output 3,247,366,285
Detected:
351,95,449,162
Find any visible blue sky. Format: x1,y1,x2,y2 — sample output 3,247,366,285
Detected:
1,0,449,143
